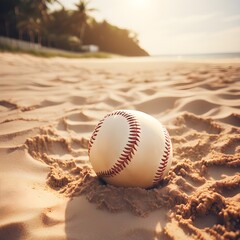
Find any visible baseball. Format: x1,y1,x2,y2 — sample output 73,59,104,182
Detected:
88,110,173,188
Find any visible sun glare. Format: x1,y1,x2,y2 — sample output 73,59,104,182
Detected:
130,0,148,8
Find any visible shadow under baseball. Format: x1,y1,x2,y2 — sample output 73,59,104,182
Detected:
64,195,169,240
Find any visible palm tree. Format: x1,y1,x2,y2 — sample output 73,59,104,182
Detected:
45,7,71,48
0,0,20,37
32,0,63,45
74,0,96,44
15,1,37,43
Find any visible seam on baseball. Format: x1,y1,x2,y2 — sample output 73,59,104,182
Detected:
88,110,141,178
152,127,171,185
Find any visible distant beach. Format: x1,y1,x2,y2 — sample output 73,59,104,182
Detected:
152,52,240,61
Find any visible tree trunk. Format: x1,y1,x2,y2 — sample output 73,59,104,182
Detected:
37,31,42,46
5,21,10,37
47,37,51,47
18,30,23,40
29,30,34,46
80,23,86,44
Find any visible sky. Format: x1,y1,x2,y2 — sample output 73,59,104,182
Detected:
56,0,240,55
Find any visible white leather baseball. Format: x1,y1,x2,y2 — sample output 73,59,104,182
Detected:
88,110,173,188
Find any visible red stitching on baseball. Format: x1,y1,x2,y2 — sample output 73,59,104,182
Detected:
88,110,141,178
88,118,105,156
152,127,171,185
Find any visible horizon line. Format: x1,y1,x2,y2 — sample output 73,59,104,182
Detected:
151,51,240,56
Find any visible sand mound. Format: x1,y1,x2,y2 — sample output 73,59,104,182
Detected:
0,53,239,240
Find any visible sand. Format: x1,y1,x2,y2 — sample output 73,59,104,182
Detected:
0,53,239,240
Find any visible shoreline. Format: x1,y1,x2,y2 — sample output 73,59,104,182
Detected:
1,51,240,63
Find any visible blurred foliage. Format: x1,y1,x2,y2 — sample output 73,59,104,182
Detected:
0,42,114,58
0,0,149,56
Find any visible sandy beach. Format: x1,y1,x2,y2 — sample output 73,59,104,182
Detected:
0,53,239,240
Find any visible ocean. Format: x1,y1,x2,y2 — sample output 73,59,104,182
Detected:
152,52,240,60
